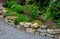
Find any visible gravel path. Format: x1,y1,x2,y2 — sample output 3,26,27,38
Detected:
0,20,53,39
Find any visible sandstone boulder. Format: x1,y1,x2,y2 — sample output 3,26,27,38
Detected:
31,23,39,29
24,22,31,28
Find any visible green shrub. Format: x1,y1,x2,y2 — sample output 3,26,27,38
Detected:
24,4,40,20
56,19,60,25
6,1,18,8
14,18,20,25
4,13,11,17
42,0,58,21
6,1,24,13
14,14,29,25
11,4,24,13
4,9,12,17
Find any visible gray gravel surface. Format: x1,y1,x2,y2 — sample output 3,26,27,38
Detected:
0,20,52,39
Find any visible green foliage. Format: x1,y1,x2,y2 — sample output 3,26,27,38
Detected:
51,1,60,20
4,12,11,17
48,23,57,29
42,0,59,21
14,14,29,25
6,1,18,8
6,1,24,13
32,20,43,25
14,18,20,25
4,0,60,28
56,19,60,25
24,4,40,20
11,4,24,13
4,9,13,17
26,0,35,4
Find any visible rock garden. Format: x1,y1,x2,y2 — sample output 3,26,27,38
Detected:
2,0,60,39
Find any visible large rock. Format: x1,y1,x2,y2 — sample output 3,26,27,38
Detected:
31,23,39,29
26,28,35,33
24,22,31,28
37,28,47,33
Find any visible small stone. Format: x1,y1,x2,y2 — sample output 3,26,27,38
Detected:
47,29,53,34
20,25,25,31
46,34,54,37
0,17,2,20
8,20,12,23
58,35,60,39
26,28,35,33
53,29,60,34
37,28,47,33
3,9,7,13
34,31,40,35
40,25,47,29
24,22,31,28
19,22,25,25
5,18,8,22
31,23,39,29
16,25,21,29
40,33,47,36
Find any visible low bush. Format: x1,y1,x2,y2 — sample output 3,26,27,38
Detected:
14,18,20,25
11,4,24,13
24,4,40,20
14,14,29,25
6,1,18,8
42,0,60,22
6,1,24,13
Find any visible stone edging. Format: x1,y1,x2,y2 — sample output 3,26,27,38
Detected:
4,18,60,39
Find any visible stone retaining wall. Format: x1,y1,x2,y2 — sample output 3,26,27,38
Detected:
5,18,60,39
